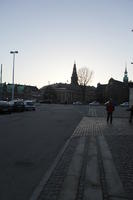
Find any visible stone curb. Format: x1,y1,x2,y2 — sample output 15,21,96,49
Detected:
29,136,72,200
58,137,85,200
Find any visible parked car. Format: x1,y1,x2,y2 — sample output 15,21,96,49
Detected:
39,100,51,104
120,102,129,107
0,101,11,114
89,101,100,106
24,100,36,111
9,99,25,112
73,101,82,105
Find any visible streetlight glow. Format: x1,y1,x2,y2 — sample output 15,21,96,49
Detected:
10,51,18,100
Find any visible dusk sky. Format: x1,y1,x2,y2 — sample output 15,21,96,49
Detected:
0,0,133,88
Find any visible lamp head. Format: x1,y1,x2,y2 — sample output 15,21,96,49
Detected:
10,51,18,54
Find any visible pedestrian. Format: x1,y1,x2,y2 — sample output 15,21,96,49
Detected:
127,105,133,123
106,99,115,124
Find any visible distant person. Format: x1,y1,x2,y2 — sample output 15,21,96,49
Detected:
106,99,115,124
127,105,133,123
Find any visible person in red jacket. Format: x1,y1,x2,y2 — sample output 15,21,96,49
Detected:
106,99,115,124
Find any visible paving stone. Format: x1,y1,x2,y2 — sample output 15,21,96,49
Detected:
106,135,133,199
58,137,86,200
30,106,133,200
37,138,79,200
83,137,103,200
98,135,126,198
109,197,129,200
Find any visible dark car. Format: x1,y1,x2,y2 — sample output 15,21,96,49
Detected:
9,100,25,112
0,101,11,114
39,99,51,104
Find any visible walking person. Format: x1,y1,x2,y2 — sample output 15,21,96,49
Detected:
106,99,115,124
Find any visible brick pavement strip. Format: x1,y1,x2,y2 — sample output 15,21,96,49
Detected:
83,136,103,200
105,135,133,199
98,135,128,199
30,116,129,200
58,137,85,200
74,117,128,200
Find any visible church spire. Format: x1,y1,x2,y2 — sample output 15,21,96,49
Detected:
71,62,78,86
123,64,128,83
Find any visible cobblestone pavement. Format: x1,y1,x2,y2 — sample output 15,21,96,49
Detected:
30,106,132,200
37,138,79,200
105,134,133,200
72,117,133,199
88,106,133,199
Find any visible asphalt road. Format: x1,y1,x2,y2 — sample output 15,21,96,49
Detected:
0,104,89,200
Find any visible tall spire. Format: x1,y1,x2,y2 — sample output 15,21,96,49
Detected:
71,62,78,86
123,64,128,83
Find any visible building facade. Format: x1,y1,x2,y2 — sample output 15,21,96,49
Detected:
96,68,130,104
0,83,39,100
40,63,96,104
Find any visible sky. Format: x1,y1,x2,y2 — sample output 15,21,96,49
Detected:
0,0,133,88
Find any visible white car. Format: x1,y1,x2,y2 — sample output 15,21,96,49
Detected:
24,100,36,111
73,101,82,105
120,102,129,107
89,101,100,106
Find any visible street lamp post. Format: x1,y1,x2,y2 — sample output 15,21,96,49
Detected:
10,51,18,100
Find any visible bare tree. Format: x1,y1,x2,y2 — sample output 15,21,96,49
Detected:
78,67,93,102
78,67,93,86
